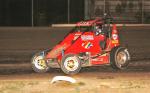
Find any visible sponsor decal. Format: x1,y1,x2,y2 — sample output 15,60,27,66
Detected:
80,21,90,25
82,41,93,49
112,34,118,40
73,35,79,40
73,33,81,40
112,40,119,44
81,35,94,41
92,58,103,62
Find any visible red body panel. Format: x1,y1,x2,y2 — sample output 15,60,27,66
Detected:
65,32,104,54
91,54,109,65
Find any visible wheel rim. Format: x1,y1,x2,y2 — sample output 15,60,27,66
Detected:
116,51,127,67
33,56,47,70
64,56,79,71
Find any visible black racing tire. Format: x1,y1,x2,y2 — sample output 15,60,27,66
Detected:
61,54,81,75
31,52,49,73
110,46,130,70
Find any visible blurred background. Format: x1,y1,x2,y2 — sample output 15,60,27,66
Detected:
0,0,150,26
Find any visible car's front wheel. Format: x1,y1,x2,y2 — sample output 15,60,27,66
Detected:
61,54,81,75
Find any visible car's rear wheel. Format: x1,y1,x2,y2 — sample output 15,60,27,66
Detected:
61,54,81,75
31,52,49,73
110,46,130,70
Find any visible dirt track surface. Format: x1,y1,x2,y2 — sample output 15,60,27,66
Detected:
0,26,150,93
0,61,150,93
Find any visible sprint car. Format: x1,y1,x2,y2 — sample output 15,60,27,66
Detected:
31,15,130,74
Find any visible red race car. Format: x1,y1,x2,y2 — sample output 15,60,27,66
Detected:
31,15,130,75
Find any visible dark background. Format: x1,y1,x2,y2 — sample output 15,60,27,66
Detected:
0,0,84,26
0,0,150,26
0,0,31,26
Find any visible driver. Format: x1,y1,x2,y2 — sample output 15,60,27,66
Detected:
94,25,102,35
94,24,107,50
